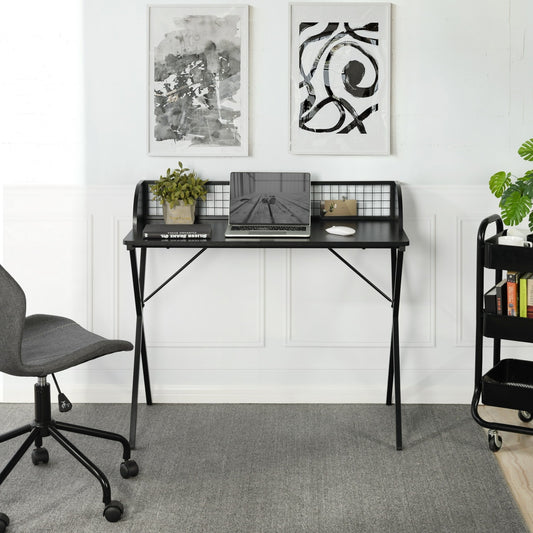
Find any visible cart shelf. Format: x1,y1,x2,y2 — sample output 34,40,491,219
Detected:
482,358,533,412
484,234,533,271
483,314,533,343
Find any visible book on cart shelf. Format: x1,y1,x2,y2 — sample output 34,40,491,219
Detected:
519,273,533,317
506,271,520,317
495,279,506,315
484,286,497,314
527,274,533,318
485,280,507,315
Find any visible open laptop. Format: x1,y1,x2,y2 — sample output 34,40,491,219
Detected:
225,172,311,237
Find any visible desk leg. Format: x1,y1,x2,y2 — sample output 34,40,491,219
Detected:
138,248,152,405
391,248,404,450
386,249,397,406
128,249,145,449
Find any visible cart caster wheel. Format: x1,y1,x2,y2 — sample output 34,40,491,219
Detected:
488,430,503,452
31,447,49,465
103,500,124,522
120,459,139,479
0,512,9,533
518,410,533,423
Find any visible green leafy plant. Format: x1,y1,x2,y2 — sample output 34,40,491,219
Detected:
489,139,533,230
150,161,207,207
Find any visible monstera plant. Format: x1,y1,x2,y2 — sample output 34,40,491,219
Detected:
489,138,533,230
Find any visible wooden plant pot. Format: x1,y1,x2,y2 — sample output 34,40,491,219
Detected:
163,201,196,224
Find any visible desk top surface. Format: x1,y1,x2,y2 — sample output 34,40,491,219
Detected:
123,218,409,250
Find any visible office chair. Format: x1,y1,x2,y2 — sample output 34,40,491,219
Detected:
0,264,138,530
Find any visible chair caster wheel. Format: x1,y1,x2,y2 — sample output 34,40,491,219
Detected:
519,410,533,423
0,513,9,532
488,429,503,452
31,447,49,465
120,459,139,479
103,500,124,522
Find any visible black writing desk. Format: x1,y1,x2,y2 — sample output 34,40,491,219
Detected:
123,180,409,450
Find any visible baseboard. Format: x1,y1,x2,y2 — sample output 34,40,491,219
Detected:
0,384,473,404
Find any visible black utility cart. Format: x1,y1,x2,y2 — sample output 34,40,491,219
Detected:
472,214,533,452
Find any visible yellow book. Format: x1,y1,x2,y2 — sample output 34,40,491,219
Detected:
520,273,532,317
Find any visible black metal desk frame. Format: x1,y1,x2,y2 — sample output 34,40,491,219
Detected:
124,180,409,450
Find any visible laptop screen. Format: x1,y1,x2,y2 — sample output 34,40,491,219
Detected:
229,172,311,225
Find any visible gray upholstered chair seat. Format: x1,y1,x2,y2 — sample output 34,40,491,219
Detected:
19,314,133,377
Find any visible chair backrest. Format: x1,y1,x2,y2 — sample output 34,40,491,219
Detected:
0,264,27,375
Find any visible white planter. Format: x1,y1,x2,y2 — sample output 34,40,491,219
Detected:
163,201,196,224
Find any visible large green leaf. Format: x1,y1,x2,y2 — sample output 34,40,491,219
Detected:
520,176,533,198
500,189,532,226
518,139,533,161
489,171,511,197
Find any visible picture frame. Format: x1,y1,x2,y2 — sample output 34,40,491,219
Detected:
148,4,249,156
289,3,391,155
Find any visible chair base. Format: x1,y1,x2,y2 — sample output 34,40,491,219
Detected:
0,378,138,527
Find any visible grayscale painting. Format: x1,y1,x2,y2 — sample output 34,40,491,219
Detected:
149,5,248,156
290,3,390,155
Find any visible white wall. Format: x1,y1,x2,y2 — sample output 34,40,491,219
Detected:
81,0,531,185
1,0,532,403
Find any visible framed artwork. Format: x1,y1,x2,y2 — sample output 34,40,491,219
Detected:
289,3,390,155
148,5,249,156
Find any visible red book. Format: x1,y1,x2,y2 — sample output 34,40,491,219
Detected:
527,276,533,318
507,271,520,317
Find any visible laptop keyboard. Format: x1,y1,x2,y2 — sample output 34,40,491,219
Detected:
232,225,307,231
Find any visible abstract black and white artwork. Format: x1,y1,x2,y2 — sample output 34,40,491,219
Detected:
290,3,390,155
148,5,248,156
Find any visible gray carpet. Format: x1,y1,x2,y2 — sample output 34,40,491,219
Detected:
0,404,528,533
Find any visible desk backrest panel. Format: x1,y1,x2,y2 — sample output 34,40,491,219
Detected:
132,180,403,238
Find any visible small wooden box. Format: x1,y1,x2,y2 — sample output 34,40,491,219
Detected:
321,199,357,217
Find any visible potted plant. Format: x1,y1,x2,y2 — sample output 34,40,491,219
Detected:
150,161,207,224
489,138,533,230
